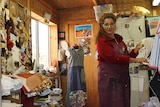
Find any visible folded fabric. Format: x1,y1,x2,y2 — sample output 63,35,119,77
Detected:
12,71,53,93
26,74,42,91
1,74,23,96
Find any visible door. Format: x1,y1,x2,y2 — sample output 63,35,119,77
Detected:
65,19,99,107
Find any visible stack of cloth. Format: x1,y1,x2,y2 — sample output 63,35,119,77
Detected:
1,74,23,96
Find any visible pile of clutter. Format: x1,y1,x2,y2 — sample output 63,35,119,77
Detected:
34,88,63,107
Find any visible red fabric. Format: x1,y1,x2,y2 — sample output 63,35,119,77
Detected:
16,72,47,92
16,72,53,93
7,34,14,51
20,88,35,107
17,73,33,78
22,86,28,94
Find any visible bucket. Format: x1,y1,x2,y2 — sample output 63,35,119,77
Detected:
93,4,113,22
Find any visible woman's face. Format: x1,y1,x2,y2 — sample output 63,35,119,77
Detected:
102,18,116,35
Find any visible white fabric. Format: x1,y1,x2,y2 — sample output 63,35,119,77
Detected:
1,75,23,96
141,96,160,107
2,102,23,107
136,37,154,58
6,56,15,73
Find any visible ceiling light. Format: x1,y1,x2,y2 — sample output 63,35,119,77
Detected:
152,0,160,6
131,6,150,16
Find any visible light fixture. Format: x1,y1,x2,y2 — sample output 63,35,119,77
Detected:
44,12,51,24
152,0,160,6
131,6,150,16
44,12,51,20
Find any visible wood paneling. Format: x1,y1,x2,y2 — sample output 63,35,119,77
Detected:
13,0,58,24
58,6,96,31
42,0,100,10
12,0,29,7
49,0,154,16
30,0,58,24
112,0,152,12
50,25,58,65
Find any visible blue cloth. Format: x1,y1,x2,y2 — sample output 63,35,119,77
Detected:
149,35,160,72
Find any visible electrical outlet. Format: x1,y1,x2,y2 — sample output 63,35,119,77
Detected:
125,24,129,28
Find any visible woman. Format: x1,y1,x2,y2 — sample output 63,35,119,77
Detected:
96,12,147,107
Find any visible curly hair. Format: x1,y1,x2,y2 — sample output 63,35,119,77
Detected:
95,12,117,43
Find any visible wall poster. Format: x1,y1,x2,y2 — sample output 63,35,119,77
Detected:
58,31,65,40
78,38,91,56
75,24,93,38
147,16,160,37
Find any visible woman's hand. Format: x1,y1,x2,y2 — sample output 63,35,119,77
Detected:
136,58,148,63
129,57,148,63
134,42,144,54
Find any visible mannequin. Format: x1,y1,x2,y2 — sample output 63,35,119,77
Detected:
66,44,87,107
65,44,79,58
73,44,79,49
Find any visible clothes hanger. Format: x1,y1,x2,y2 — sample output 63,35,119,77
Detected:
73,44,79,49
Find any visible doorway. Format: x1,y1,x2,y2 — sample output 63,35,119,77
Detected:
64,19,99,107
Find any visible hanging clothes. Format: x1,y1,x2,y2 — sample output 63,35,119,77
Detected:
149,35,160,100
66,46,87,107
149,33,160,72
1,74,23,96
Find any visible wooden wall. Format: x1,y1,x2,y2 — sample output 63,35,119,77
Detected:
14,0,58,24
58,6,95,31
58,0,160,31
112,0,152,13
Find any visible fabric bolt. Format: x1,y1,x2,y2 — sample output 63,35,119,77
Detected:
97,34,138,107
13,72,52,93
26,74,42,91
149,35,160,72
66,46,87,107
21,89,35,107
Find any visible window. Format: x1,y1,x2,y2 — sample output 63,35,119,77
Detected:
31,19,50,69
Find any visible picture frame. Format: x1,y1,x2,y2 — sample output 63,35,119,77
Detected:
18,3,25,20
9,0,18,17
58,31,65,40
75,24,93,38
146,16,160,37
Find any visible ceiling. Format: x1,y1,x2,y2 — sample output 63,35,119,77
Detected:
42,0,112,10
